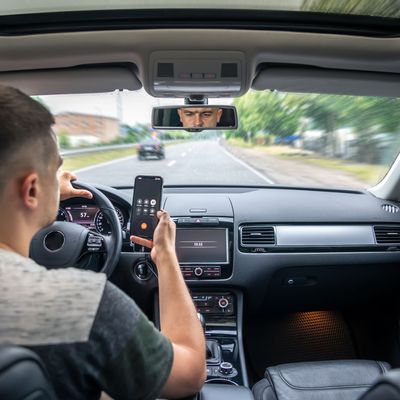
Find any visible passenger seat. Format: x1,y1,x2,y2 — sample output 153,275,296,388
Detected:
253,359,391,400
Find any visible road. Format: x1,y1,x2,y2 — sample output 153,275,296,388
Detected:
75,140,272,187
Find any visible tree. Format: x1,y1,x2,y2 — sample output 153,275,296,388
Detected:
233,91,304,142
58,132,71,149
302,0,400,18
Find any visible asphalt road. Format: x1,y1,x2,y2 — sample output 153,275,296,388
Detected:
75,140,272,187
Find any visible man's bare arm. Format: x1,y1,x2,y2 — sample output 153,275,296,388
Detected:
131,211,206,398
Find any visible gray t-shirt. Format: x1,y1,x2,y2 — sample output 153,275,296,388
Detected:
0,249,173,400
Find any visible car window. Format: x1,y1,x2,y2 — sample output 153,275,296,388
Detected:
40,89,400,190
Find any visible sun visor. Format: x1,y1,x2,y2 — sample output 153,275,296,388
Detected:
0,64,142,95
253,65,400,97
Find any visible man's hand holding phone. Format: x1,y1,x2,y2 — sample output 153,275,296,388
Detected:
130,210,177,265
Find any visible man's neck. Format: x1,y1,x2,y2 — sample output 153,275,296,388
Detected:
0,242,14,252
0,240,29,257
0,214,32,257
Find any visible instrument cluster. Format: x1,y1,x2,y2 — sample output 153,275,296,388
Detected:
57,204,126,235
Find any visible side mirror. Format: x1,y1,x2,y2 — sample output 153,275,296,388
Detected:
152,105,238,132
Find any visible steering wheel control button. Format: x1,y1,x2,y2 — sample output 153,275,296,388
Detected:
87,233,103,252
44,231,65,252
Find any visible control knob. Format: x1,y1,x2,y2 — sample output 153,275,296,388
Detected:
219,362,233,376
218,297,229,309
134,261,152,281
194,267,204,277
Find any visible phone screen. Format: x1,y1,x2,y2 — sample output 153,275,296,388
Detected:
130,175,163,240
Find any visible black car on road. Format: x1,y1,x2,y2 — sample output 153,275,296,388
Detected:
136,138,165,160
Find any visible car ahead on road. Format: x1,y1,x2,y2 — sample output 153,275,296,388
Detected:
136,138,165,160
2,2,400,400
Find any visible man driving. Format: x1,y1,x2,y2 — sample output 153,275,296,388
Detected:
177,107,223,128
0,85,206,399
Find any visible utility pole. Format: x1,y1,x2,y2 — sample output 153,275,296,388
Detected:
117,90,124,135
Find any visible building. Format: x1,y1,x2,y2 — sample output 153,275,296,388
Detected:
53,112,120,146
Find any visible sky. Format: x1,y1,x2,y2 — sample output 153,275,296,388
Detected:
41,89,233,126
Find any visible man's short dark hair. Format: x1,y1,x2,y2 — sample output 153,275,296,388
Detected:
0,85,56,191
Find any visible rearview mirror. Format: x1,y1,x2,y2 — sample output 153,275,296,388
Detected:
152,105,238,131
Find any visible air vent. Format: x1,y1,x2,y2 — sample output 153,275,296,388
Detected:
382,204,399,213
240,225,275,247
374,226,400,244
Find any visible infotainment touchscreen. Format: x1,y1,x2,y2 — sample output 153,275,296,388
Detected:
175,228,229,264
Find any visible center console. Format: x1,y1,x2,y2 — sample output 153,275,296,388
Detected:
152,196,250,396
192,290,248,387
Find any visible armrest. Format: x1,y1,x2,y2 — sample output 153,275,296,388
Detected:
198,384,254,400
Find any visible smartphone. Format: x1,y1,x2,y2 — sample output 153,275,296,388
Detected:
130,175,163,240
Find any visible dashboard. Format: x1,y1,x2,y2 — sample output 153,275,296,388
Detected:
58,184,400,312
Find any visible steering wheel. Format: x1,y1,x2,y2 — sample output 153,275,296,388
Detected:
30,181,122,278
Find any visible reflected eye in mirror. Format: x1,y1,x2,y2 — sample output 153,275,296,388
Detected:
152,105,238,132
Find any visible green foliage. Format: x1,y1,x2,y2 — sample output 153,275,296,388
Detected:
302,0,400,18
120,123,151,143
233,90,400,164
233,91,304,141
57,131,71,149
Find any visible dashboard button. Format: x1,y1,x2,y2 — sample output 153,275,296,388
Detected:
194,267,204,277
218,298,229,309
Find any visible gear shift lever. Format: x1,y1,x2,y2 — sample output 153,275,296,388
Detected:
197,313,222,363
197,312,206,333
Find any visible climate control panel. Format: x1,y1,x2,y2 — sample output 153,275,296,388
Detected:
192,293,234,315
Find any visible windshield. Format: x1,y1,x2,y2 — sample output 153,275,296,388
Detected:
1,0,400,19
41,89,400,190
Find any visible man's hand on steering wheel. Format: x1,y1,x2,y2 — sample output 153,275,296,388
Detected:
59,170,93,201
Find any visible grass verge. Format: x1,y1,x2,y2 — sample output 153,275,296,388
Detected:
226,138,387,185
62,141,185,171
62,148,137,171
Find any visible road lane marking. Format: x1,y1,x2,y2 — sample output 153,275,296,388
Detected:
73,155,136,174
181,152,187,157
221,147,275,184
168,160,176,167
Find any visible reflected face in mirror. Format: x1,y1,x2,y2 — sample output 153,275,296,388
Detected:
177,107,223,128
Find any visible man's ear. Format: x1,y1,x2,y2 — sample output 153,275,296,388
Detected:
216,108,223,122
177,109,183,123
20,172,40,210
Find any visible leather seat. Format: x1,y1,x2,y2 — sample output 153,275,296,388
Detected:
0,345,57,399
253,359,391,400
360,369,400,399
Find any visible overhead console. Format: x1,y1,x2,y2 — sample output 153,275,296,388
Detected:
148,51,247,97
